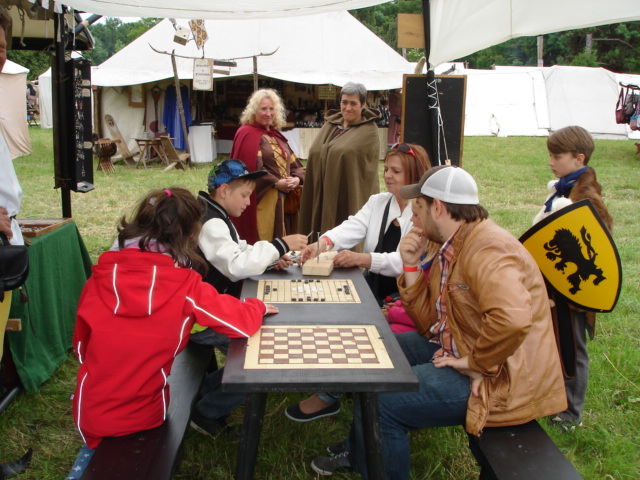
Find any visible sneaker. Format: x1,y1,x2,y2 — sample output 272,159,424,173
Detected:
189,409,240,439
549,415,583,432
310,451,353,476
284,400,340,422
326,439,348,456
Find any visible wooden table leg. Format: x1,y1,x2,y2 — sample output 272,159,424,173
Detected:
235,393,267,480
360,392,385,480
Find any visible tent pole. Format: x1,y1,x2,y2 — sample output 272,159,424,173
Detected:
420,0,443,165
253,56,258,91
170,52,190,162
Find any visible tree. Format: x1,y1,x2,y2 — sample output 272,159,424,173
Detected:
83,17,161,66
350,3,640,74
7,50,50,80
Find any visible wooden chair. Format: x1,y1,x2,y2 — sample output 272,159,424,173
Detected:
104,114,139,166
27,104,39,126
159,136,189,171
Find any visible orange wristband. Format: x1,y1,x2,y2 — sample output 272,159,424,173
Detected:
403,265,419,272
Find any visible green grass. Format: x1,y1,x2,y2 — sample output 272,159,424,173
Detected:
1,128,639,479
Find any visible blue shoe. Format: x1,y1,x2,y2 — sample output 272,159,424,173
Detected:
284,401,340,422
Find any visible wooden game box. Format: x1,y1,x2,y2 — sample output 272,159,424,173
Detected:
17,218,73,237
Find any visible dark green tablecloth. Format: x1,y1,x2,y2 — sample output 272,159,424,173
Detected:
8,221,92,392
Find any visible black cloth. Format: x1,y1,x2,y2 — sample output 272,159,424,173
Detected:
197,191,243,298
366,222,401,304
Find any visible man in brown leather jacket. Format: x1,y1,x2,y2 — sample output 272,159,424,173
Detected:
311,165,566,480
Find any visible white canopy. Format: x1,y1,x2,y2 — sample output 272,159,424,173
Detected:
68,0,388,20
68,0,640,69
91,12,414,90
428,0,640,67
0,60,31,158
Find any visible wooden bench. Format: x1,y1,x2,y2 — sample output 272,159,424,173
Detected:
79,341,214,480
467,420,583,480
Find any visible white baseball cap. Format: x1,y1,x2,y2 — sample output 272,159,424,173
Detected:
400,166,479,205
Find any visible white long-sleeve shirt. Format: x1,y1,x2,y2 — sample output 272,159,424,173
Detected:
0,129,23,245
322,192,413,277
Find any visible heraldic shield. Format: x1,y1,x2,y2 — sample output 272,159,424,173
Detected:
519,199,621,312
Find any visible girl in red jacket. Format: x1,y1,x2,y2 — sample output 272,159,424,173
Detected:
72,187,277,450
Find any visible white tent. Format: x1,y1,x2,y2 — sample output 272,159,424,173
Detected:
435,65,640,139
0,60,31,158
92,11,415,156
69,0,640,69
91,12,414,89
37,68,53,129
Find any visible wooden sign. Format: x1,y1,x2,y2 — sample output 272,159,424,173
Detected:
318,85,337,100
397,13,425,49
193,58,213,91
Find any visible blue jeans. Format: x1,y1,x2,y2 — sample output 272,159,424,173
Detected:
189,328,230,356
349,331,470,480
196,367,246,420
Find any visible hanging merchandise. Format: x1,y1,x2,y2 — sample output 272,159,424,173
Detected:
623,88,638,124
629,100,640,131
615,88,628,124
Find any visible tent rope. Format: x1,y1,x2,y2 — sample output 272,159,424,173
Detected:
427,76,450,165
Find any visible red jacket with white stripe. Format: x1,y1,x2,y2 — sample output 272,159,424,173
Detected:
72,249,265,448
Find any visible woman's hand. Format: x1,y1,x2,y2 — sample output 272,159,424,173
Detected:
275,178,290,192
275,177,299,192
0,207,13,239
300,242,318,263
332,250,370,269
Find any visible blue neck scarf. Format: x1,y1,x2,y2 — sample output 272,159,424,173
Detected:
544,166,587,212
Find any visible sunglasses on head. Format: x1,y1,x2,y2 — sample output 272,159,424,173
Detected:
391,143,416,159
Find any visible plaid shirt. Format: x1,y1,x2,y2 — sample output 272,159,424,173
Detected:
430,230,460,358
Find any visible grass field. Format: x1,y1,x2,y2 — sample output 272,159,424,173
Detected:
1,128,639,479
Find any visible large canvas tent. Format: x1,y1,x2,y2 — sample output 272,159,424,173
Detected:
0,60,31,158
91,12,413,89
91,11,415,156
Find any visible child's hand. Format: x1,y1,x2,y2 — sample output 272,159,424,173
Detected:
264,304,279,315
273,256,294,270
381,303,392,322
282,234,308,252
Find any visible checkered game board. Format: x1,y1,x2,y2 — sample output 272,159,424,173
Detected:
244,325,394,369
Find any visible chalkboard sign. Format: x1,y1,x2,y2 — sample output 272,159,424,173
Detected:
401,74,466,167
